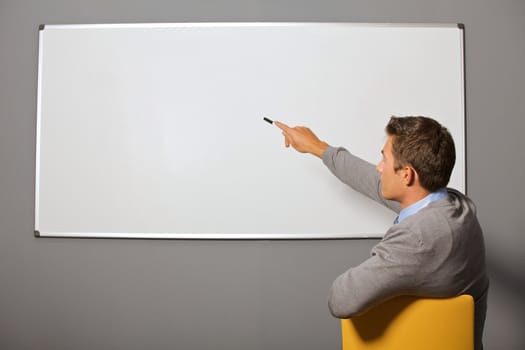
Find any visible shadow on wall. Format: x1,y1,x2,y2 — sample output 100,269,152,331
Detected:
485,251,525,348
486,250,525,298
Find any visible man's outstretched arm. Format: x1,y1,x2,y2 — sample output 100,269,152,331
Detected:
274,120,399,213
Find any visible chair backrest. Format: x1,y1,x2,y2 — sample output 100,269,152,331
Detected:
341,295,474,350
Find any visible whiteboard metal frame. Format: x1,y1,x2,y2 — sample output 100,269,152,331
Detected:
40,22,461,30
34,231,379,240
34,22,466,240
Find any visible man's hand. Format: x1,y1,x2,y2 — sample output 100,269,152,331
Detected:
274,121,329,158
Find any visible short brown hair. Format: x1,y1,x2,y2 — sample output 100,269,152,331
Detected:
386,116,456,192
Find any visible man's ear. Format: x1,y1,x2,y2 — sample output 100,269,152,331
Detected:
404,166,417,186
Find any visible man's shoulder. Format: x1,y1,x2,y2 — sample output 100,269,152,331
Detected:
443,188,478,218
391,188,481,242
416,188,477,220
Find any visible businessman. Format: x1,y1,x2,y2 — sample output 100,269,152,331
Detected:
275,116,489,350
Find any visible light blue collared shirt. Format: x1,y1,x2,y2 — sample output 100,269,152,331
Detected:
394,188,449,224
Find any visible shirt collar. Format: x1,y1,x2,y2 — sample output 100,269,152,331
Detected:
396,188,449,224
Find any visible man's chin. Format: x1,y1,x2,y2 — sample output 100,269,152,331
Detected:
381,191,394,201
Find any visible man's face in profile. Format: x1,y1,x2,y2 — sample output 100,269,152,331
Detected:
376,136,405,202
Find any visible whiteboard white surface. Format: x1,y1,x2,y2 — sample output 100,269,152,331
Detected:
35,23,465,239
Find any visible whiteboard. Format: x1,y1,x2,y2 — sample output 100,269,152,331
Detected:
35,23,465,239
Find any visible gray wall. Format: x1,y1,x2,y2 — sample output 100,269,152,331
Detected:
1,0,523,349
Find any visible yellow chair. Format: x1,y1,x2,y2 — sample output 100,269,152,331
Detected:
341,295,474,350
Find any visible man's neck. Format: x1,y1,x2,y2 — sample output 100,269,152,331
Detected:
399,188,431,210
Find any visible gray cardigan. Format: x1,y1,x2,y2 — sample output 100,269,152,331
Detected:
323,146,489,350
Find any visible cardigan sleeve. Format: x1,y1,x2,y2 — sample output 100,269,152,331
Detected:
328,227,428,317
321,146,400,213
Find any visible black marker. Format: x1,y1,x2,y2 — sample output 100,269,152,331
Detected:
263,117,274,125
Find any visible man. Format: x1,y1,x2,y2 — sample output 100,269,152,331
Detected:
275,116,488,350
